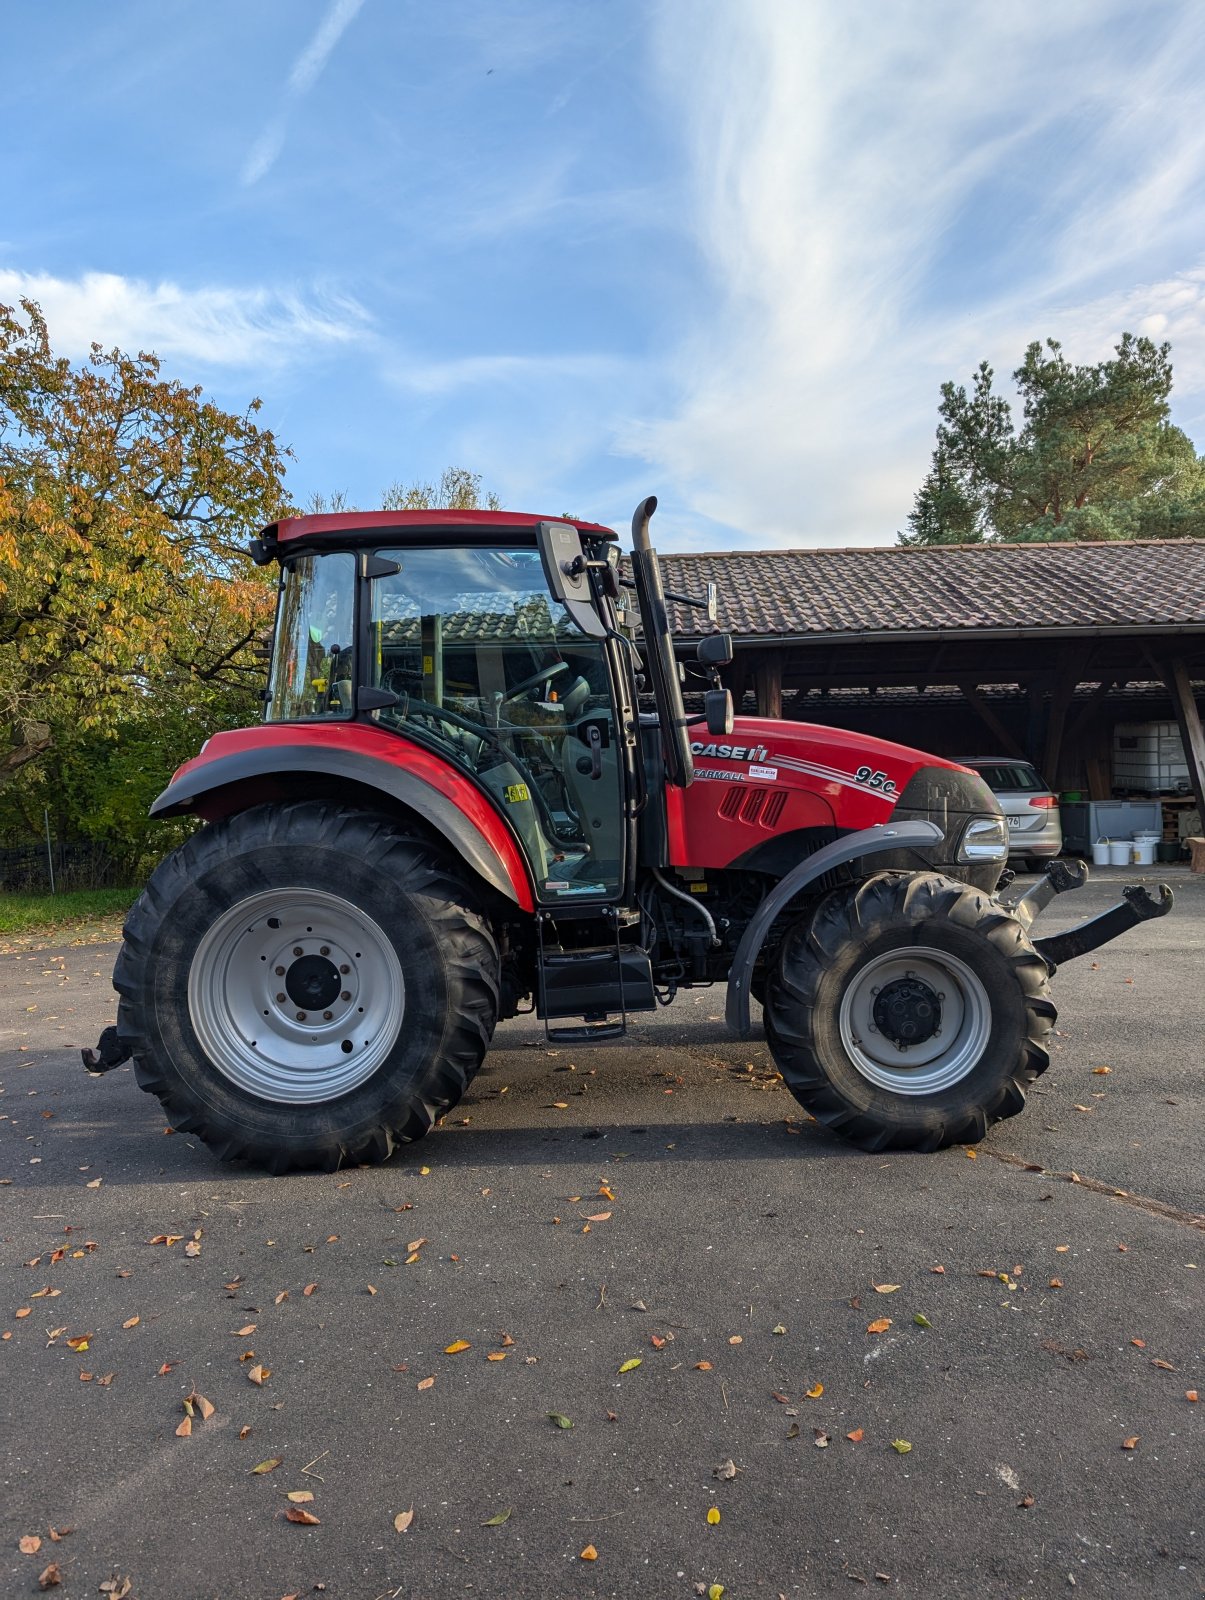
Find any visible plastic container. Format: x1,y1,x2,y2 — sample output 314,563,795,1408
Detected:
1092,839,1112,866
1133,830,1161,844
1156,840,1180,863
1108,839,1132,866
1132,839,1156,866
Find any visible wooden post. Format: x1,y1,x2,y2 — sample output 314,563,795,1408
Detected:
1041,655,1087,789
754,654,783,719
1162,657,1205,826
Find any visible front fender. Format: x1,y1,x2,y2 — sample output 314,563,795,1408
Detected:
724,820,945,1038
150,726,536,911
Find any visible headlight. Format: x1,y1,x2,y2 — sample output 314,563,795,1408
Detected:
958,815,1008,862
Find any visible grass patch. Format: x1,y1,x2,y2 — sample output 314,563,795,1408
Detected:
0,887,138,938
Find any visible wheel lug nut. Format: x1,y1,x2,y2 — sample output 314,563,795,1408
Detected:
276,992,286,1003
320,946,330,956
339,964,350,975
293,946,304,957
275,966,285,976
323,1010,333,1021
340,990,351,1001
296,1011,307,1021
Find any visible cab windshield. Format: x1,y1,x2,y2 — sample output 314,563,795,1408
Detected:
266,552,356,720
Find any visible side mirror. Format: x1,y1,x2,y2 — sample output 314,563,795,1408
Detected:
697,632,733,667
704,687,734,736
536,522,607,639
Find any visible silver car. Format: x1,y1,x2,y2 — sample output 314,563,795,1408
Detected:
958,758,1063,871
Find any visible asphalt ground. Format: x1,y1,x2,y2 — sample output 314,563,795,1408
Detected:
1,866,1202,1600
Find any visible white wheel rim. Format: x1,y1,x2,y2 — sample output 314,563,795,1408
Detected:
188,888,405,1105
838,944,992,1096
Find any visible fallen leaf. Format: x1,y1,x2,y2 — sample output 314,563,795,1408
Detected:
1049,1279,1064,1289
965,1148,977,1159
891,1439,912,1454
481,1508,512,1526
86,1178,102,1189
1186,1391,1198,1402
598,1185,615,1200
695,1361,713,1371
275,1291,289,1304
252,1458,282,1474
122,1315,140,1330
586,1211,612,1222
580,1544,598,1561
930,1265,946,1274
866,1319,892,1335
1130,1338,1146,1348
1018,1494,1035,1509
184,1240,201,1257
15,1307,31,1319
247,1364,269,1385
548,1412,574,1429
393,1508,414,1532
713,1459,737,1480
366,1284,377,1296
728,1335,743,1345
303,1283,317,1297
288,1491,315,1504
235,1325,256,1337
487,1351,507,1362
707,1506,721,1525
19,1535,42,1554
846,1429,864,1442
805,1383,824,1399
97,1373,115,1386
872,1284,901,1294
708,1588,725,1600
650,1334,666,1349
1055,1245,1070,1253
417,1376,435,1391
1093,1066,1112,1075
175,1416,192,1438
406,1239,428,1254
194,1394,215,1421
1121,1436,1139,1450
1151,1359,1176,1371
772,1324,787,1335
444,1340,471,1354
239,1425,252,1439
419,1166,430,1175
284,1507,320,1525
813,1429,830,1448
618,1358,642,1373
499,1332,515,1346
37,1562,62,1588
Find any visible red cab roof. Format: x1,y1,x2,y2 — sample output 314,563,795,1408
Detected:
266,509,616,545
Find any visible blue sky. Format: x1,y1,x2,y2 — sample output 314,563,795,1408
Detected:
5,0,1205,549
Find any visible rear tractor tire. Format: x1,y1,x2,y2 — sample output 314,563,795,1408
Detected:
114,801,499,1173
764,872,1054,1152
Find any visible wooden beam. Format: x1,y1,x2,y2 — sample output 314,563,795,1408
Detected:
958,684,1027,761
754,654,783,719
1041,652,1089,787
1163,657,1205,824
1063,677,1118,748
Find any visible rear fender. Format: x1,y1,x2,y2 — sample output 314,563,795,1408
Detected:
150,734,536,912
724,819,944,1038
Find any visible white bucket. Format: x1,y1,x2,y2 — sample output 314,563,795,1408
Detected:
1133,830,1161,844
1108,839,1132,866
1092,839,1111,866
1132,839,1157,865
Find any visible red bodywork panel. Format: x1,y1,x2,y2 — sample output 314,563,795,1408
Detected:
667,717,966,869
167,723,536,912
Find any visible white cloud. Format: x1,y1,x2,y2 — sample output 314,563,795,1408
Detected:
0,269,371,370
627,1,1205,548
242,0,366,185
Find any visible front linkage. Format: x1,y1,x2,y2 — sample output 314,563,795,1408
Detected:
1001,858,1174,970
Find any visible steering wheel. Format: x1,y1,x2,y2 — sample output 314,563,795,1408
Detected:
398,695,580,844
503,661,570,703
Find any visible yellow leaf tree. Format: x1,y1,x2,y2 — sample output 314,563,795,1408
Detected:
0,298,290,787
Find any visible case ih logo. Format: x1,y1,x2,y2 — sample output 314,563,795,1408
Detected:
690,741,770,762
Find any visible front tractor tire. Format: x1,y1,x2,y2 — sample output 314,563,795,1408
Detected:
764,872,1054,1153
114,802,499,1173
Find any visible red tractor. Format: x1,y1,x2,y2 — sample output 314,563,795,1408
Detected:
102,497,1172,1171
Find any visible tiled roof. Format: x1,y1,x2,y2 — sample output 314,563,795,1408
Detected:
655,539,1205,639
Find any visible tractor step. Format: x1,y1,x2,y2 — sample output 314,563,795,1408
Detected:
536,912,656,1042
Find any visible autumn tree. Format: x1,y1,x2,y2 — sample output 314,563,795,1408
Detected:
901,334,1205,545
307,466,502,515
0,298,290,786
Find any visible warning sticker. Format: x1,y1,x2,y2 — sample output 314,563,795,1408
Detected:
503,783,530,803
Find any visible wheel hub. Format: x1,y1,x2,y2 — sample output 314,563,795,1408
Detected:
284,953,342,1011
872,977,942,1048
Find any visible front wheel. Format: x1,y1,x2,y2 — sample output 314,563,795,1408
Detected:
114,802,499,1172
764,872,1054,1152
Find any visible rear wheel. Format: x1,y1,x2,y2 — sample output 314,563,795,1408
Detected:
764,872,1053,1152
114,802,499,1172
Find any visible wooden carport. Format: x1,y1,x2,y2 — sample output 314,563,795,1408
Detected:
660,539,1205,823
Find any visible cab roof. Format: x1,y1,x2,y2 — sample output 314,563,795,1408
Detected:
264,509,617,546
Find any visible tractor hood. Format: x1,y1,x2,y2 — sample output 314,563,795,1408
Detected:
667,716,1004,886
